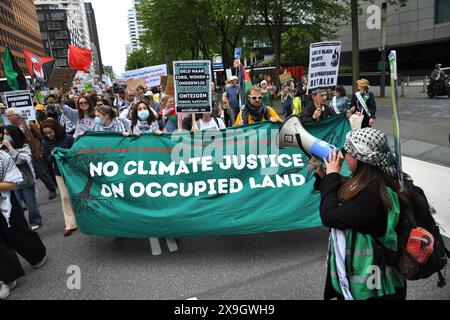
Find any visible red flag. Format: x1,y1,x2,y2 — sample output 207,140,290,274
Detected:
68,45,92,72
23,50,56,83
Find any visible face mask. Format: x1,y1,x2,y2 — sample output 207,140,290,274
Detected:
138,110,150,121
95,117,104,126
4,135,13,143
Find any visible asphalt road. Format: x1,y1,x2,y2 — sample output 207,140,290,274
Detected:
9,179,450,300
8,87,450,300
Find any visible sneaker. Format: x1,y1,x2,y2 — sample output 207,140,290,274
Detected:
0,281,16,300
48,191,57,200
32,256,47,269
31,225,41,231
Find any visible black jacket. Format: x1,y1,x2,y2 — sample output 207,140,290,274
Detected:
300,101,332,124
314,173,406,300
43,134,74,176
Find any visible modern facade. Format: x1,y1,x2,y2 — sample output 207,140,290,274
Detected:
335,0,450,75
35,0,91,50
35,4,73,68
127,0,147,55
0,0,45,77
85,2,103,76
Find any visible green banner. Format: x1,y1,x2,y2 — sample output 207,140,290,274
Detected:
54,114,351,238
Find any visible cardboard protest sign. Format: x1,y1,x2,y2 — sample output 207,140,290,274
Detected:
126,78,147,92
307,41,342,94
47,68,77,89
173,60,212,113
3,90,36,121
279,72,294,84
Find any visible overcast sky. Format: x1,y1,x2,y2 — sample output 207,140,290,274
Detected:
88,0,132,76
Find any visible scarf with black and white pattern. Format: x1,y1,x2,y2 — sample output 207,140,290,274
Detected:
0,151,23,227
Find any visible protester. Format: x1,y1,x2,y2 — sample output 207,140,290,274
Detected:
330,86,351,115
221,92,231,127
160,95,177,133
34,104,47,128
158,85,166,101
349,79,377,128
0,103,8,126
130,101,164,135
279,84,293,117
260,80,273,107
113,87,126,110
296,76,308,107
41,119,77,237
235,86,282,125
57,96,96,137
310,128,408,300
300,89,332,124
5,108,57,200
45,96,60,123
196,109,226,131
226,76,240,126
2,125,43,230
58,99,76,136
143,91,163,114
136,85,147,101
0,151,46,300
93,105,127,134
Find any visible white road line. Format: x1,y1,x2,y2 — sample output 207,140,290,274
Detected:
402,156,450,238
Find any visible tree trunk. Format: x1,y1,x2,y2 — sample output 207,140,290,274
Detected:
79,177,94,200
351,0,360,93
273,28,282,86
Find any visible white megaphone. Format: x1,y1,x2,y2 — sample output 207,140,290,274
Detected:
278,115,337,160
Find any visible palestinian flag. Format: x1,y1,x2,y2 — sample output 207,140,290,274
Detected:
23,50,56,84
1,47,27,91
239,63,252,108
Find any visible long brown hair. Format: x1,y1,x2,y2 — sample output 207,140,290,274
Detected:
77,96,95,119
338,162,410,213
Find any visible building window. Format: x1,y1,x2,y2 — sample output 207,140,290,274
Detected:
58,49,68,57
41,32,48,40
52,40,64,48
436,0,450,24
55,31,68,39
50,12,65,21
47,22,61,31
55,58,67,67
37,12,44,22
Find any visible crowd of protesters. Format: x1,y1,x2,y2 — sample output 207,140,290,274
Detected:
0,73,383,300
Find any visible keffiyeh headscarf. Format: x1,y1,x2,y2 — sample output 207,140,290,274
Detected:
343,128,398,178
0,151,23,227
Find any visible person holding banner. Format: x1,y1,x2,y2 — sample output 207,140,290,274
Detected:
349,79,377,129
226,76,240,126
310,128,407,300
130,101,164,135
93,105,127,134
234,86,282,126
159,96,177,133
0,151,46,300
40,119,77,237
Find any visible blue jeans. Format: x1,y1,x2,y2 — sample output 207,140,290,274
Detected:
18,187,42,227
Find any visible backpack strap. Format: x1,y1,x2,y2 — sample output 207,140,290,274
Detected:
212,116,220,129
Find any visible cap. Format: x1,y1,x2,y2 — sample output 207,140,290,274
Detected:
35,104,45,111
143,91,154,97
229,76,238,81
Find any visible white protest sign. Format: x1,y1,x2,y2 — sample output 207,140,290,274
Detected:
121,64,168,88
4,90,36,121
307,41,342,94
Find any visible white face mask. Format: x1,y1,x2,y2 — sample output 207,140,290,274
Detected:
138,110,150,121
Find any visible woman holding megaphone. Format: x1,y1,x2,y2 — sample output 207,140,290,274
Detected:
310,128,408,300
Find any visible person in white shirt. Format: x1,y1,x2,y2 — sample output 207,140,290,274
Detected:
196,112,226,131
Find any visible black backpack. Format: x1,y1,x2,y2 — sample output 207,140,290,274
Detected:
375,179,449,287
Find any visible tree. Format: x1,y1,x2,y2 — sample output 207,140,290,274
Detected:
253,0,347,83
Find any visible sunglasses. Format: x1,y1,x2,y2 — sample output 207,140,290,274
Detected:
249,96,262,101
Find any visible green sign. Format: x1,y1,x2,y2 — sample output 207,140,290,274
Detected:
54,115,351,238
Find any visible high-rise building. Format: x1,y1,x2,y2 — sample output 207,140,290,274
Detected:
34,0,91,50
0,0,45,78
85,2,103,77
127,0,147,55
35,4,77,68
